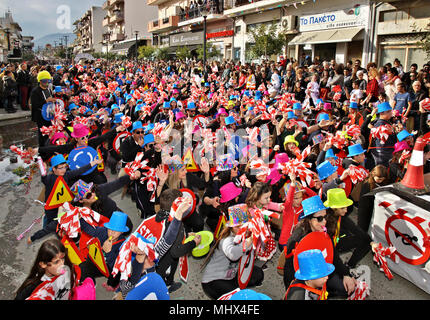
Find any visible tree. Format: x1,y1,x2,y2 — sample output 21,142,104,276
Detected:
138,45,155,59
415,22,430,59
176,46,191,60
154,47,170,61
196,42,221,61
247,21,284,60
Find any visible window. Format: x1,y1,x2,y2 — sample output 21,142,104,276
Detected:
407,47,427,69
379,47,406,67
235,25,241,33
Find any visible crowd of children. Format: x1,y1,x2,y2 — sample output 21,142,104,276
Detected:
12,56,430,300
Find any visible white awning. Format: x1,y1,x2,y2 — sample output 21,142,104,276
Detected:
288,27,363,46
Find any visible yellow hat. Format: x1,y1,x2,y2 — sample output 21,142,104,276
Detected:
323,188,353,209
37,70,52,82
284,135,299,147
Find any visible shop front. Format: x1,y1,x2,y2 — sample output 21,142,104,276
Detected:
288,4,370,65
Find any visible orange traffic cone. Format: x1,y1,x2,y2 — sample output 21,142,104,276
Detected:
400,137,426,191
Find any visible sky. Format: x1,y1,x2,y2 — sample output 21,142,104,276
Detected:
0,0,105,40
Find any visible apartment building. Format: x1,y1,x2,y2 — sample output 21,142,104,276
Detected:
148,0,234,60
73,6,105,54
372,0,430,69
101,0,157,56
0,10,24,61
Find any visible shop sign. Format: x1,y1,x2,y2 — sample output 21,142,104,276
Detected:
170,31,204,47
299,5,369,32
206,30,234,39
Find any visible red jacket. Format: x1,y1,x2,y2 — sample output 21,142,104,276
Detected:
279,185,317,247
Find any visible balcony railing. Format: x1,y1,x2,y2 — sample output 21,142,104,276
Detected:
110,12,124,24
178,3,223,23
102,17,110,27
110,0,124,6
148,16,179,33
110,33,125,42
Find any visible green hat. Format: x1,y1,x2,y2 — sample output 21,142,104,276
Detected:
284,135,299,147
323,188,353,209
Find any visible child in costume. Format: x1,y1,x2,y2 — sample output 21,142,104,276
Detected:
28,154,102,244
285,249,334,300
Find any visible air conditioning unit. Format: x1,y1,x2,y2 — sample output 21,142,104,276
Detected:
281,15,297,31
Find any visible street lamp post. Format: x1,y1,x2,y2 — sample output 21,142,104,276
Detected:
134,30,139,64
200,5,209,80
4,28,10,52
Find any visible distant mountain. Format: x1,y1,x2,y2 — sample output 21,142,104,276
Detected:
33,33,76,50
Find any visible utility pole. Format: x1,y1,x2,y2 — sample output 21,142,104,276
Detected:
63,35,69,63
134,30,139,63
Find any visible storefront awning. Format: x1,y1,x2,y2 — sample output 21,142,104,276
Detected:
288,27,363,46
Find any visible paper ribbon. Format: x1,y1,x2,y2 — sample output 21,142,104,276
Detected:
348,165,369,184
372,243,398,280
121,115,132,129
371,124,393,145
233,208,280,253
420,98,430,111
58,202,101,238
250,159,271,178
347,280,370,300
112,231,157,281
10,145,33,164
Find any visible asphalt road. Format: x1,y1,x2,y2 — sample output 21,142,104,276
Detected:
0,158,429,301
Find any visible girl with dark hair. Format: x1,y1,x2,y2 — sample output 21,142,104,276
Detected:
356,165,390,232
282,195,356,298
15,239,77,300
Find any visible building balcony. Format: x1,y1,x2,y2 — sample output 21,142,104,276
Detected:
110,33,125,42
110,12,124,24
103,17,110,27
224,0,286,17
148,15,179,33
178,4,224,27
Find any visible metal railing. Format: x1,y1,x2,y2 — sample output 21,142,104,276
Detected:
178,3,223,22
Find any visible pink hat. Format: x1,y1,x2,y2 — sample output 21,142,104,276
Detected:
71,123,90,138
266,168,282,185
220,182,242,203
175,111,186,121
50,132,67,144
216,108,228,118
323,103,332,111
274,153,289,169
393,140,411,154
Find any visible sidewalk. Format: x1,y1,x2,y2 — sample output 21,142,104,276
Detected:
0,108,32,127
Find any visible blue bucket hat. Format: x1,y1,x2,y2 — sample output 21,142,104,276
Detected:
68,103,78,111
299,196,328,220
163,101,171,109
377,102,392,114
230,289,272,300
187,101,197,110
255,91,262,100
324,148,338,160
54,86,62,93
135,104,144,113
143,134,155,147
104,211,129,233
397,129,413,142
317,113,330,123
225,115,237,126
295,249,335,281
316,160,338,181
110,104,120,112
293,102,302,110
131,121,144,133
51,154,68,169
287,111,297,120
347,143,365,157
